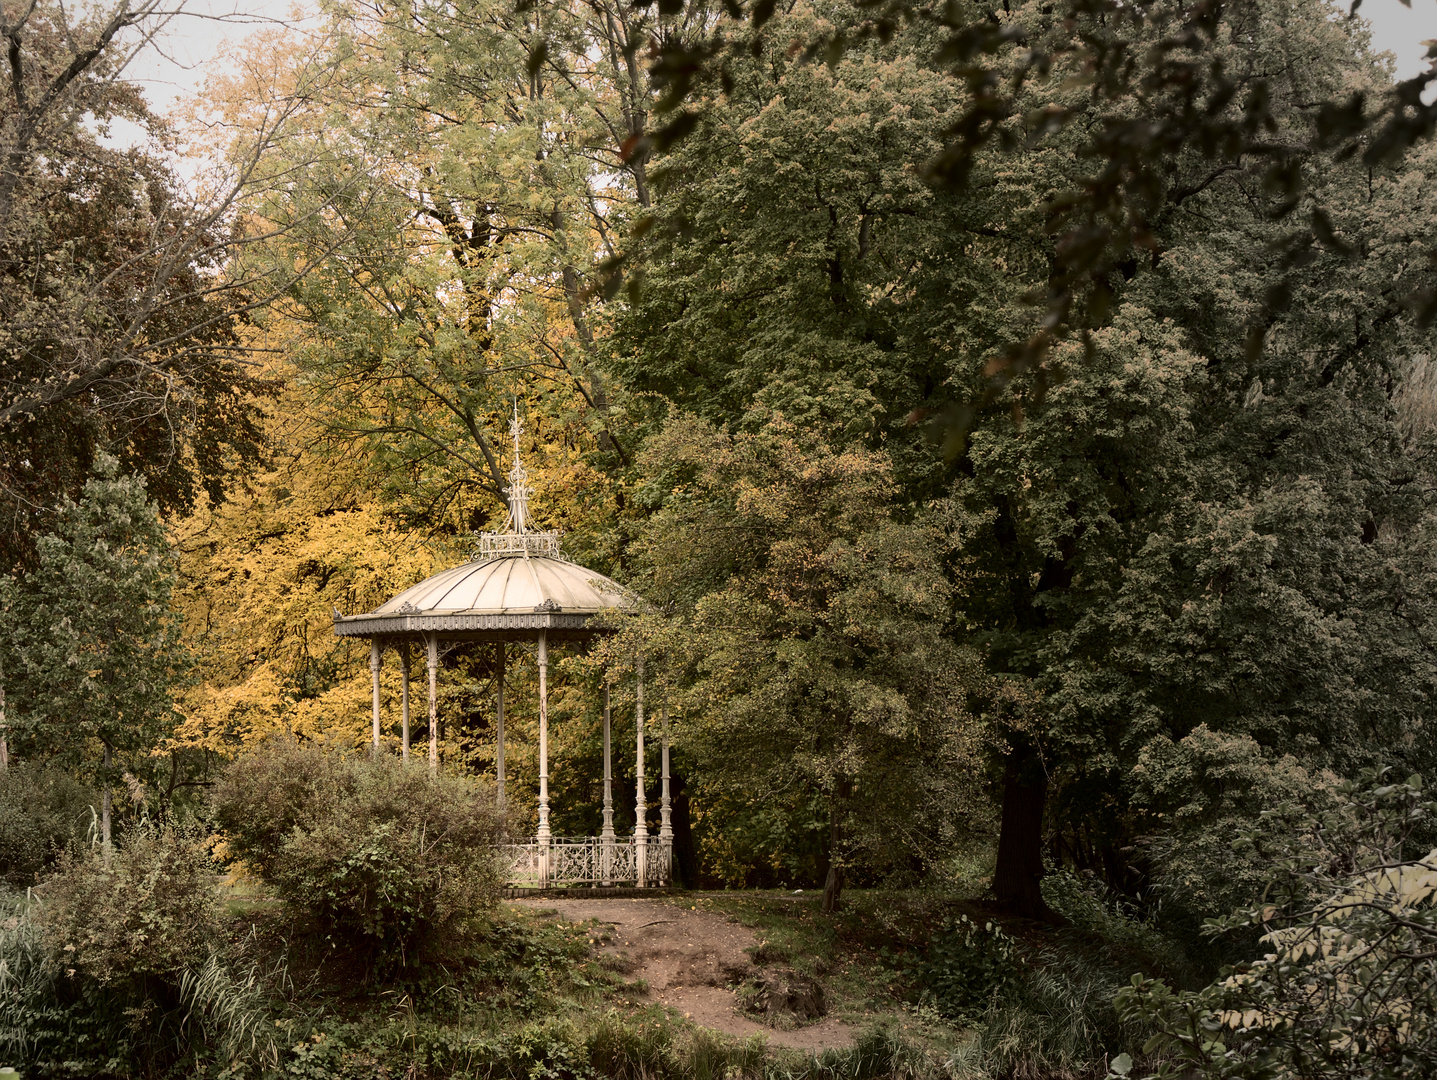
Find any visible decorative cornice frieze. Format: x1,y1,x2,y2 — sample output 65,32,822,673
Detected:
334,611,597,637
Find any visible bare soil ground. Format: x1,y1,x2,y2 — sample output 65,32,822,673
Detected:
510,897,859,1052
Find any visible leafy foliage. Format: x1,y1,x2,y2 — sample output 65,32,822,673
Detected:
917,913,1017,1022
622,413,991,907
596,0,1437,400
212,739,507,969
1116,773,1437,1079
607,6,992,493
215,0,642,527
0,763,92,885
171,418,454,754
35,824,221,986
1130,727,1338,944
0,1,275,566
1,855,280,1077
1,455,192,830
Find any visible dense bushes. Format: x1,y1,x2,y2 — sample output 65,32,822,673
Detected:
914,885,1178,1075
36,824,220,984
212,739,507,969
235,1014,918,1080
1116,773,1437,1079
917,913,1018,1022
1,826,278,1076
0,764,93,885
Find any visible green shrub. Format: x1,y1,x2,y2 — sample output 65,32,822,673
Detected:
1115,772,1437,1079
273,1017,598,1080
1044,868,1198,987
1129,727,1336,944
2,829,278,1077
0,764,93,885
212,738,507,970
917,912,1018,1021
36,823,220,985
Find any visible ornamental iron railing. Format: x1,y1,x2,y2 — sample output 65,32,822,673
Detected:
501,837,672,889
472,532,563,560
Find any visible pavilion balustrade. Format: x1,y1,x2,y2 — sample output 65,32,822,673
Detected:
501,836,673,888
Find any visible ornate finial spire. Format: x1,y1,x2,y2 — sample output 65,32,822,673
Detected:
472,401,562,561
505,401,532,535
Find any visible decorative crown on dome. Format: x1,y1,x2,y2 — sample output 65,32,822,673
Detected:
472,403,563,560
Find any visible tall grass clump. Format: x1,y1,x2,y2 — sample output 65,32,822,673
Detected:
176,951,283,1072
1043,869,1198,986
0,892,56,1067
915,876,1180,1078
955,948,1138,1080
803,1026,940,1080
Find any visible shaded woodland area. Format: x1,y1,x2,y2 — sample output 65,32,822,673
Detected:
2,0,1437,1076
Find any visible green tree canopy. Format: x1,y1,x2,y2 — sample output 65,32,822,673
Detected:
624,413,994,908
2,455,191,840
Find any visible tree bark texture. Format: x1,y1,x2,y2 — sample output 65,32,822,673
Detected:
821,776,852,914
670,772,699,888
992,742,1060,922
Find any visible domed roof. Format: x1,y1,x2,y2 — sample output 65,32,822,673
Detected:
376,555,630,617
333,553,636,642
334,407,635,642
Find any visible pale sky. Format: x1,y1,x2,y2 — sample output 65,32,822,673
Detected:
98,0,1436,159
120,0,318,112
123,0,1437,116
1361,0,1437,78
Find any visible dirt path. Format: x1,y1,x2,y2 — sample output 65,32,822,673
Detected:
508,897,858,1052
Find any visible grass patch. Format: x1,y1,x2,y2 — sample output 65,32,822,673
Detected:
661,891,966,1023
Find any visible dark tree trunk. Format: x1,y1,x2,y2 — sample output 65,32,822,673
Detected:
821,776,852,914
670,773,700,888
992,743,1060,922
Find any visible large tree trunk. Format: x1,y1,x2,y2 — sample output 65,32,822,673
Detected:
821,777,852,914
670,773,700,888
992,743,1060,922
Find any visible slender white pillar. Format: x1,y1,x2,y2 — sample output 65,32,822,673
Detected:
537,631,551,886
634,653,647,886
495,642,506,807
426,633,439,771
399,646,411,763
370,639,383,753
101,742,112,851
601,683,615,838
659,692,672,887
1,657,9,771
537,632,551,839
660,695,672,841
601,681,614,885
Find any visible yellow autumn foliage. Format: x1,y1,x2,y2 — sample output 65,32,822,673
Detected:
170,392,460,755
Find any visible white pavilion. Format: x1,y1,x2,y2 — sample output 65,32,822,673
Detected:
332,410,671,888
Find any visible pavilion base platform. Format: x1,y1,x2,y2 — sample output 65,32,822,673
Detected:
502,836,672,889
500,886,682,899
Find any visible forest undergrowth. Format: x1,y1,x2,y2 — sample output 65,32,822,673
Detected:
1,873,1177,1080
